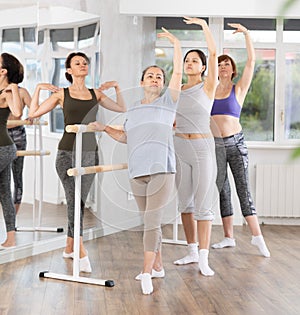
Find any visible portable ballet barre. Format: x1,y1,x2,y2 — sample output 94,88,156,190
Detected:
11,120,64,233
39,124,123,286
65,125,185,245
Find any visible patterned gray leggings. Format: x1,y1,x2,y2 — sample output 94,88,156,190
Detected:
215,132,256,218
0,144,17,232
8,126,27,204
56,150,99,238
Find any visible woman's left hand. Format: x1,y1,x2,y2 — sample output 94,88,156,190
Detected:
227,23,248,35
98,81,119,91
157,27,179,45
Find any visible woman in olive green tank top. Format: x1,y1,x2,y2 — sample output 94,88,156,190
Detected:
28,52,126,272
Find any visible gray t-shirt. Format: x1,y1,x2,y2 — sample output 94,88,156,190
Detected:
175,83,213,134
124,89,178,179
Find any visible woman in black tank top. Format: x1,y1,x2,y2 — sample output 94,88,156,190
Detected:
0,53,23,249
28,52,126,272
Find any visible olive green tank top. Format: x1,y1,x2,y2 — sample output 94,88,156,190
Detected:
0,107,13,146
58,88,99,151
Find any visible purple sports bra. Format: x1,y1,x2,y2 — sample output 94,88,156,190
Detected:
211,85,241,118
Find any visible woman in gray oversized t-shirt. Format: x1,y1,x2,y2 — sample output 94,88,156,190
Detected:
90,28,183,295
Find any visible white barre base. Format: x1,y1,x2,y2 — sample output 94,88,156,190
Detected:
39,271,114,287
15,226,64,232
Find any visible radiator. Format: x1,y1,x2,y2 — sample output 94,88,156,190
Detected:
255,164,300,217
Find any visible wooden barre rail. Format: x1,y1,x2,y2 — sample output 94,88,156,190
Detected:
16,150,51,157
67,163,128,176
7,120,48,126
66,124,123,133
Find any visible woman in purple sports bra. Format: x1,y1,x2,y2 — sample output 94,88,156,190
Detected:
210,23,270,257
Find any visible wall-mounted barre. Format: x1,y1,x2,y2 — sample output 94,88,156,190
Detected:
67,163,128,177
7,119,48,126
16,150,51,157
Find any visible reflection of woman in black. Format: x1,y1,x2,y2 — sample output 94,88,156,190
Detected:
8,86,32,214
29,52,126,272
0,53,23,249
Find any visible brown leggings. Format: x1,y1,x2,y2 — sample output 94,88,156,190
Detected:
130,173,175,252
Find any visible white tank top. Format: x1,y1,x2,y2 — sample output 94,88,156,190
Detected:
175,83,213,134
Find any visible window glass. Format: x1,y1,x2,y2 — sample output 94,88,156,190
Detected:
283,19,300,43
2,29,21,51
78,23,97,49
223,48,275,141
285,52,300,139
50,29,74,50
23,28,36,53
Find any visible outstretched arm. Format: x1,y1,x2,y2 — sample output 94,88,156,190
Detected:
157,28,183,102
96,81,126,113
228,23,256,104
28,83,61,118
88,121,127,143
183,17,218,99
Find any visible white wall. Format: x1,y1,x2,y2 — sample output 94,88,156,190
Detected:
119,0,300,18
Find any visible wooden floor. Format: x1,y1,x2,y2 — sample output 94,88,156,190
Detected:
0,223,299,315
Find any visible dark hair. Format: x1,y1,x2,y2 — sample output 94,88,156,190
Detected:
65,52,90,83
141,65,166,84
184,49,207,77
218,54,237,79
1,53,24,84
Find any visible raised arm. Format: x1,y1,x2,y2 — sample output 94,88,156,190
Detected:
157,28,183,102
4,83,22,117
88,121,127,144
95,81,126,113
183,17,218,99
228,23,256,104
28,83,61,119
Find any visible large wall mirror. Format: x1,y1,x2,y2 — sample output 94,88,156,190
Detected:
0,0,106,264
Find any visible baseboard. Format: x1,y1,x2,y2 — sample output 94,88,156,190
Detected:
0,216,142,265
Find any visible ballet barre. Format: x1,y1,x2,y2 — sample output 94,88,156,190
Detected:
7,119,48,126
67,163,128,177
40,124,121,287
16,150,50,157
11,120,64,233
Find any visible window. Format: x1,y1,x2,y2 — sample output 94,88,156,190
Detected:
155,17,300,144
224,48,275,141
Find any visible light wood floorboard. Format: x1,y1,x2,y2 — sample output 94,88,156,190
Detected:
0,222,299,315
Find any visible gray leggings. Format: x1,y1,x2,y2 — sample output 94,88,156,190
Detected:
0,144,17,232
8,126,27,204
130,173,175,252
56,150,99,238
174,136,216,221
215,132,256,218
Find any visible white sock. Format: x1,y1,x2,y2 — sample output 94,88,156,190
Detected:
141,273,153,295
173,243,199,265
198,249,214,276
79,256,92,273
211,237,236,249
251,235,270,258
135,268,165,280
